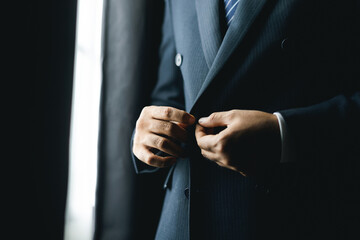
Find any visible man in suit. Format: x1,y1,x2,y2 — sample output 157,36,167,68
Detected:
132,0,360,239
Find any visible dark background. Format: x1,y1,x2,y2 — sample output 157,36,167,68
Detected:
34,0,77,239
12,0,78,239
9,0,165,239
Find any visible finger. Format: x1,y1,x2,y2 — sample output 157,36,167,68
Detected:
195,124,207,139
198,111,232,128
200,150,237,173
150,106,195,125
195,124,213,151
150,119,188,143
215,160,227,168
238,171,247,177
145,134,185,158
200,149,219,162
139,148,177,168
195,123,216,137
196,133,218,152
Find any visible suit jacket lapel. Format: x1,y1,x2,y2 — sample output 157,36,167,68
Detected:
191,0,268,112
195,0,222,69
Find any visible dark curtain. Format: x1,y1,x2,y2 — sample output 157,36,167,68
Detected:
16,0,78,239
94,0,165,240
36,0,77,239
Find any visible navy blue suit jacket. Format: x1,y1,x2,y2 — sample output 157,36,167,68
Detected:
132,0,360,239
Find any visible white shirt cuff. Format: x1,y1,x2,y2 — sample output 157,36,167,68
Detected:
273,112,293,163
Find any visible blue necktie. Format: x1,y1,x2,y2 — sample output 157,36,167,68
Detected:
224,0,239,26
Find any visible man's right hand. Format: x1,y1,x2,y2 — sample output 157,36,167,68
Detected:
132,106,196,168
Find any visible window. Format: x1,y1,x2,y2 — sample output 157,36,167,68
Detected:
64,0,104,239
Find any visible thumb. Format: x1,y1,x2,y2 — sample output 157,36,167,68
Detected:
198,112,230,128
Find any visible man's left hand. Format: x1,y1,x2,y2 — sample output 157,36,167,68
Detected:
195,110,281,176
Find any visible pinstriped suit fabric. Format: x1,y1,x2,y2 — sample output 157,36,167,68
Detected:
131,0,360,239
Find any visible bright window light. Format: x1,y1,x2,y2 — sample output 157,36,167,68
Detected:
64,0,104,239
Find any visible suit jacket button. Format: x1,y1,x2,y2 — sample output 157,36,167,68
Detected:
184,188,190,199
281,37,289,50
175,53,183,67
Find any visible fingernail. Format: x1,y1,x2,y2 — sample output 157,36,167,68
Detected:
198,117,207,124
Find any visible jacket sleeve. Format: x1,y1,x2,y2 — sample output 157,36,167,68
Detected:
278,1,360,189
279,93,360,160
131,0,185,174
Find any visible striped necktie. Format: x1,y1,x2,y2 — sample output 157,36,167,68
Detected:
224,0,240,26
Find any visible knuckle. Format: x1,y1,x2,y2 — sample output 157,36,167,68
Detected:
139,134,148,145
180,112,188,122
162,121,172,132
135,119,144,129
146,121,153,130
163,107,173,118
149,121,158,132
208,113,217,121
227,110,235,119
148,121,158,132
155,137,166,148
141,106,150,115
